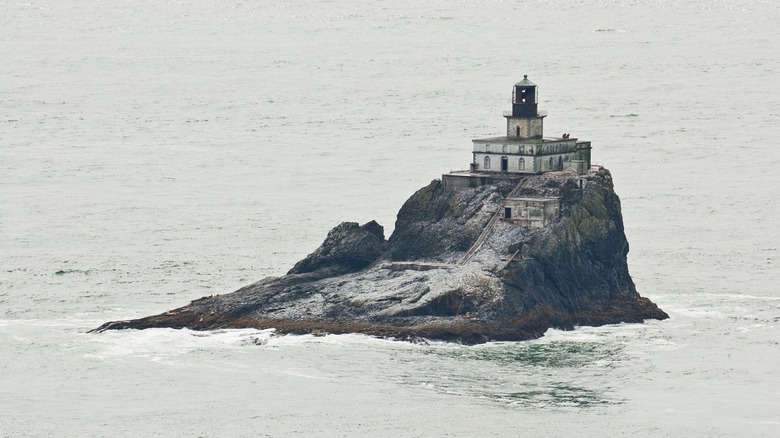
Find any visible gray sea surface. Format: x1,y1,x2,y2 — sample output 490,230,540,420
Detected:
2,0,779,436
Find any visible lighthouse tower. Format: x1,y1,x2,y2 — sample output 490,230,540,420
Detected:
441,76,592,189
505,75,545,139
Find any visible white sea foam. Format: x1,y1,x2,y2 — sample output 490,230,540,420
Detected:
85,327,278,359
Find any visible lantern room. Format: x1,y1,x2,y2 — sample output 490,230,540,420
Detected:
511,75,538,117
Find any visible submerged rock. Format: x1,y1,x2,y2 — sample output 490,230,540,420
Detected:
93,168,667,344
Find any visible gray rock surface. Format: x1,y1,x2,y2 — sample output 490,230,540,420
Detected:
93,168,667,344
287,220,386,277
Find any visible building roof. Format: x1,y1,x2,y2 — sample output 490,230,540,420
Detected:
515,75,535,87
472,136,576,144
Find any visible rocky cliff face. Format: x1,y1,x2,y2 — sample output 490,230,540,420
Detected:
93,168,667,344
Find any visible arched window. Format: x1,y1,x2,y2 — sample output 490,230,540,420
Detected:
484,156,491,169
518,158,525,171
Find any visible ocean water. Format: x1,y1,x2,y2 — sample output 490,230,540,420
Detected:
2,0,779,436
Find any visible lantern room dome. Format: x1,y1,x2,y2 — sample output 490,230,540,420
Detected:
514,75,536,87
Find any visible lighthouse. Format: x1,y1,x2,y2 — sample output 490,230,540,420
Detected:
442,76,592,188
506,75,545,139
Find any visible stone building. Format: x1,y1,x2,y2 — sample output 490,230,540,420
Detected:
502,197,560,228
443,76,592,189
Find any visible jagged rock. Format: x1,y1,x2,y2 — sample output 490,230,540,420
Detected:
288,220,386,277
385,180,506,262
92,168,667,344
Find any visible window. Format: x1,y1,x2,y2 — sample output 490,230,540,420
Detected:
519,158,525,171
484,156,491,169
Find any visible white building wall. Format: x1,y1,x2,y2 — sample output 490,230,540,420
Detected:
472,141,537,155
472,140,578,155
471,140,583,173
473,153,537,173
538,153,579,172
473,152,582,173
535,140,577,154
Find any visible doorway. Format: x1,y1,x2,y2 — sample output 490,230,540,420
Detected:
501,156,508,172
504,207,512,220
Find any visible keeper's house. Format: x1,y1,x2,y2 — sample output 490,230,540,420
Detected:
443,76,592,189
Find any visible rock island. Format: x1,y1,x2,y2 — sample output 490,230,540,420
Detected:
93,76,668,344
